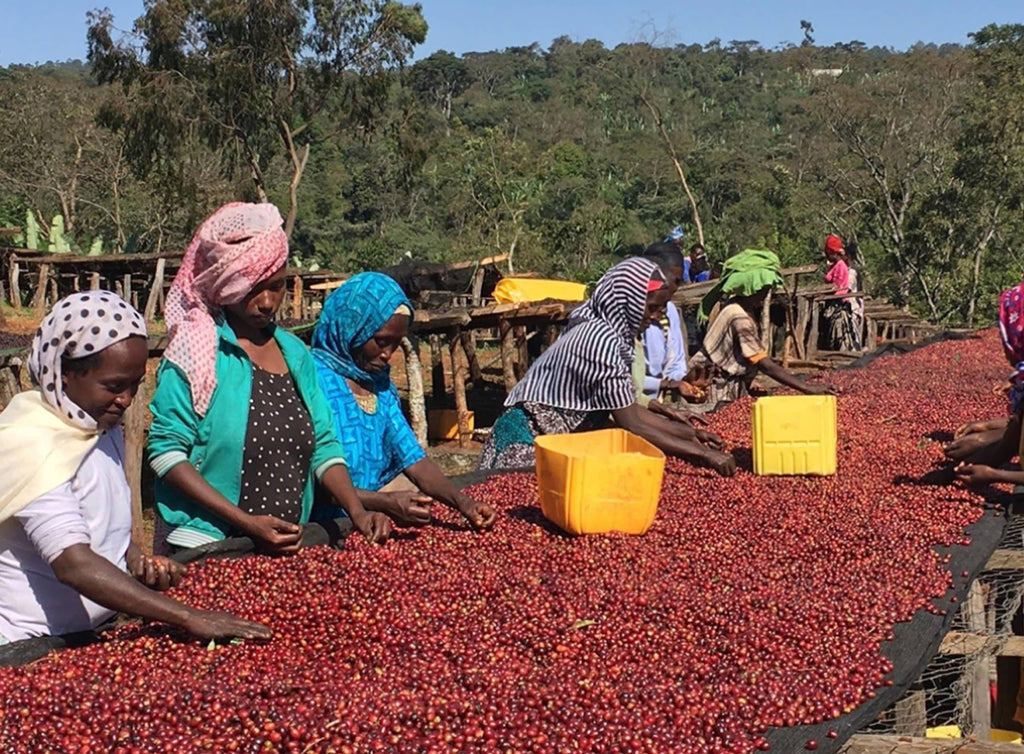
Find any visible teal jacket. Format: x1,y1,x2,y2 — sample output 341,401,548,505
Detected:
148,319,347,544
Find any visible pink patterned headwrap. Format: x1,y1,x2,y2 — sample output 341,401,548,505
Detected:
999,282,1024,413
164,202,289,416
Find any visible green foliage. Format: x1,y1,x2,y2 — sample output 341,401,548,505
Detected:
2,23,1024,326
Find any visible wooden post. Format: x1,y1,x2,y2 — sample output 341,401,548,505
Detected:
795,295,809,360
48,276,58,308
32,263,51,315
471,267,486,305
499,318,517,392
0,363,21,410
401,336,428,448
966,581,991,739
514,325,529,380
72,275,81,293
8,259,21,310
449,327,471,448
460,329,483,384
292,275,303,320
430,335,445,401
144,257,166,322
676,304,689,358
866,316,878,351
808,298,820,360
89,272,101,291
893,690,927,736
123,379,152,551
760,290,773,356
0,286,6,329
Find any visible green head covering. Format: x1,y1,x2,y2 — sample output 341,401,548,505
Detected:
698,249,783,322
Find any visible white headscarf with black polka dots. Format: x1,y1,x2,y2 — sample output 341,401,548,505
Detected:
29,291,147,429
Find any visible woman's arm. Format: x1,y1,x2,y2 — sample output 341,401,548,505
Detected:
51,544,271,640
756,358,834,396
611,403,736,476
403,458,496,529
161,464,302,553
319,465,392,543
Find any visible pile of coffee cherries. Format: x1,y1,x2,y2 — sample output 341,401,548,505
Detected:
0,333,1007,753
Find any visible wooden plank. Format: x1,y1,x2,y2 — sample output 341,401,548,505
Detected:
32,263,50,314
984,549,1024,570
144,257,166,322
939,632,1024,657
13,250,184,266
123,379,152,550
842,735,1023,753
449,328,471,448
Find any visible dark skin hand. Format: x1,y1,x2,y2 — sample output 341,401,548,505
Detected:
956,417,1010,439
945,414,1020,465
757,357,836,396
612,402,737,477
955,463,1024,488
51,544,272,641
126,544,186,591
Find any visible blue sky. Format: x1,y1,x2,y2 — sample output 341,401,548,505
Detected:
0,0,1020,67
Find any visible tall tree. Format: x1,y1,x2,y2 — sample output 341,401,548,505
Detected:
87,0,427,237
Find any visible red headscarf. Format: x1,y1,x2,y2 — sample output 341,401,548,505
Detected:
824,234,845,255
164,202,289,416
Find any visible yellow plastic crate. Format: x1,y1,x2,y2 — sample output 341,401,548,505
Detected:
927,725,1021,743
427,409,474,441
534,428,666,536
492,278,588,305
752,395,837,476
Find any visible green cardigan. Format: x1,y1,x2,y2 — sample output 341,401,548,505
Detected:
148,319,347,546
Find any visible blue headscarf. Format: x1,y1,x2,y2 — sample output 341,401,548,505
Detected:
311,272,413,392
663,225,685,244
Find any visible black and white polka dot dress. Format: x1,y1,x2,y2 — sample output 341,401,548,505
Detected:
237,366,315,523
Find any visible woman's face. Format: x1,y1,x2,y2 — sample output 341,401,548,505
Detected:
356,313,411,373
225,266,287,330
62,336,149,431
641,287,671,331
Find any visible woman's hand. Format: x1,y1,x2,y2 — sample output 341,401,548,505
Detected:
351,511,392,543
955,463,1005,487
128,550,187,592
244,515,302,555
181,610,273,641
384,491,434,527
955,418,1008,439
457,497,497,530
803,382,837,396
696,428,724,450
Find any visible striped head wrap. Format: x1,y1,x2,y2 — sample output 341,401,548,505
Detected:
507,258,663,412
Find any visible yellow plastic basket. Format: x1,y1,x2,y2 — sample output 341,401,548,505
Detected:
752,395,837,476
534,428,666,536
